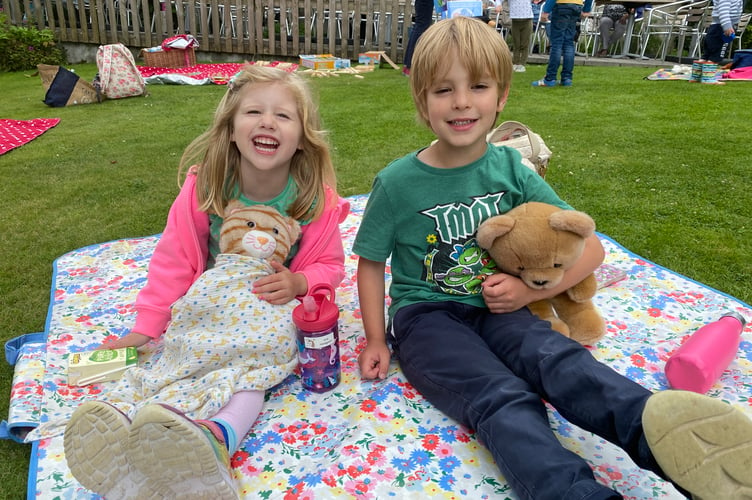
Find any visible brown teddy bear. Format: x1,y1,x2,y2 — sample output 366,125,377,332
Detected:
476,202,606,345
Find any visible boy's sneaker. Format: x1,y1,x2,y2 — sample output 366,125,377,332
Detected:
532,78,556,87
128,404,238,500
643,390,752,500
64,401,155,499
560,79,573,87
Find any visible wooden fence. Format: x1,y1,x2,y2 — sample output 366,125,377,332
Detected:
4,0,414,62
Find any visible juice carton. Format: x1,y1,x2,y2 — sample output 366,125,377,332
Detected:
67,347,138,386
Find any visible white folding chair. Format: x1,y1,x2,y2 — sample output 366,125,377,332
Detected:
637,0,692,60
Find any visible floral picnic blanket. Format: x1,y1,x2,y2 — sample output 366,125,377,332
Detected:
7,194,752,499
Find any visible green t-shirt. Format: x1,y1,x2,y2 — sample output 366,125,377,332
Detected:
208,175,300,268
352,144,571,318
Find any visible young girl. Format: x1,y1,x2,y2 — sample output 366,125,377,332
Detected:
64,64,349,500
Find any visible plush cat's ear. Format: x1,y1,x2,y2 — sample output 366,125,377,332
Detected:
223,199,245,218
286,217,302,244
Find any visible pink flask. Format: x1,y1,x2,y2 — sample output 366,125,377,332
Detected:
292,283,341,393
664,312,746,394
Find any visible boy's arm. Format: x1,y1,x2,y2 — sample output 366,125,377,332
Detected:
482,233,605,313
356,257,392,380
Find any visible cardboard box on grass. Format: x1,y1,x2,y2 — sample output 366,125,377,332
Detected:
358,51,383,67
300,54,351,70
68,347,138,386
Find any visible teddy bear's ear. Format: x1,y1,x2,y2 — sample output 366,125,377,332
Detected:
548,210,596,239
476,215,516,249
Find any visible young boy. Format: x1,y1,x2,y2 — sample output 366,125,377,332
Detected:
354,16,752,500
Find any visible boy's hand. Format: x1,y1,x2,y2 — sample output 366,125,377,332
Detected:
254,260,308,304
481,273,535,313
358,340,391,380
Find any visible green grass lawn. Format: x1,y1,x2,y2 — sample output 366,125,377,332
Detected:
1,62,751,498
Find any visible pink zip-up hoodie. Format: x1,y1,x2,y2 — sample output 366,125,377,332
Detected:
132,169,350,339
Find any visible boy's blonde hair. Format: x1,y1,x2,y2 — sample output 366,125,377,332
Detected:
410,16,513,128
180,64,337,221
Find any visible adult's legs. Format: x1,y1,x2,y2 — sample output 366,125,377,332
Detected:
391,302,622,500
559,4,581,82
544,8,565,81
511,19,524,65
599,17,615,51
514,18,533,65
403,0,434,69
612,18,627,49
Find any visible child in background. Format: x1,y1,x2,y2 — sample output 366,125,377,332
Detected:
354,16,752,500
499,0,534,72
702,0,743,63
64,64,349,499
533,0,592,86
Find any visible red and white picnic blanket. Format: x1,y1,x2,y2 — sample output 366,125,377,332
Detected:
0,118,60,155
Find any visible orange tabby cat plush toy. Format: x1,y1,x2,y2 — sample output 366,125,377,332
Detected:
96,202,301,417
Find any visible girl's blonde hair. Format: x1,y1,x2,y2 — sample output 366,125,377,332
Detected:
410,16,513,128
180,64,337,221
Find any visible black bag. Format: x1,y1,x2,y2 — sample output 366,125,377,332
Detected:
37,64,101,107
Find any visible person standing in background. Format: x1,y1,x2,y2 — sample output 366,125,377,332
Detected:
498,0,534,71
532,0,593,87
403,0,435,76
702,0,743,63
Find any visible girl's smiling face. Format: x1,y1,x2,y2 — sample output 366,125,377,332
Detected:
424,56,507,166
231,81,304,177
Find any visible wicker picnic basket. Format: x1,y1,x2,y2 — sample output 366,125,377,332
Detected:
140,47,196,68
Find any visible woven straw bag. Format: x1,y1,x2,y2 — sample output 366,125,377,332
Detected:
487,121,551,178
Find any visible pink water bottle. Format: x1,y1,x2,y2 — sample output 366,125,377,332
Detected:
664,312,746,394
292,283,341,392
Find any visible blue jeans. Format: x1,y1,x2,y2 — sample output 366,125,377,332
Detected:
545,3,582,83
402,0,434,69
391,302,670,500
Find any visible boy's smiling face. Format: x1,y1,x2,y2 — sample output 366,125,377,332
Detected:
423,55,508,168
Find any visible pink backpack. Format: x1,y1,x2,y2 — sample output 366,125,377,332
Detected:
95,43,146,99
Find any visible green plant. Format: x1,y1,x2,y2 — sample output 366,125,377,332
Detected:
0,12,67,71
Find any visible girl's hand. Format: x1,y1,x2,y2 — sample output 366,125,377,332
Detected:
358,340,392,380
98,332,151,350
253,260,308,304
481,273,535,313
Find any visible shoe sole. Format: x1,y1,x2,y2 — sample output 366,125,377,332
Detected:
128,404,239,500
643,391,752,499
64,401,146,499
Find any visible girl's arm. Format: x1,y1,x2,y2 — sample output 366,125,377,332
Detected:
121,172,209,342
